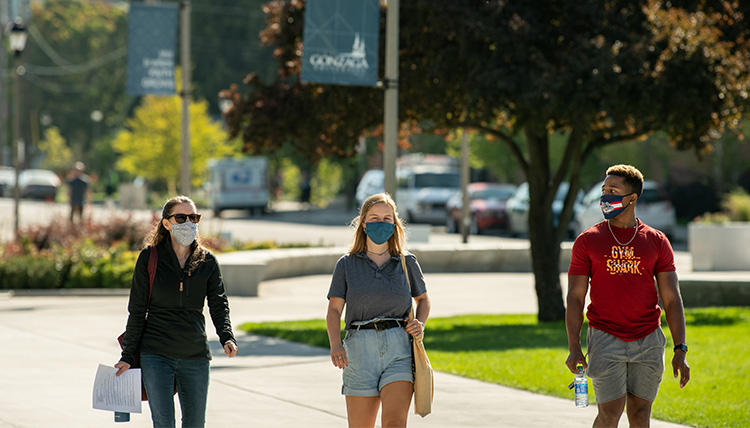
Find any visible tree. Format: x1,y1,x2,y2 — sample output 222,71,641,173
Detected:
190,0,277,114
25,0,129,171
223,0,750,321
114,71,237,193
37,126,73,176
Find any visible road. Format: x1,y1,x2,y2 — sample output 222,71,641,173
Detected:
0,197,539,248
0,197,690,250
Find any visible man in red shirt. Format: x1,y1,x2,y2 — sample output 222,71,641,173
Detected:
566,164,690,427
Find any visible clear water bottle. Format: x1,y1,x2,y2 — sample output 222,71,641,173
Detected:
574,364,588,408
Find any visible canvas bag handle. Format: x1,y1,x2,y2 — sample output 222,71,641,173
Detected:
400,254,420,334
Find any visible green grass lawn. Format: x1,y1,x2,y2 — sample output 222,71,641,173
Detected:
239,307,750,428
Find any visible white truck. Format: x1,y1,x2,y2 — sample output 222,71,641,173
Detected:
205,157,269,216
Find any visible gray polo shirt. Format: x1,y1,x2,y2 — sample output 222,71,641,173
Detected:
327,252,427,330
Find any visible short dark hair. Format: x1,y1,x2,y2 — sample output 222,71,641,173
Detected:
606,164,644,197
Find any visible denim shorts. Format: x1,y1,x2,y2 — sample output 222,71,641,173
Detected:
341,325,413,396
587,327,666,404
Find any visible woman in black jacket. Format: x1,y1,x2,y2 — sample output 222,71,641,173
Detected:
116,195,238,428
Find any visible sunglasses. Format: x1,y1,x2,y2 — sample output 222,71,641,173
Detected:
166,213,202,224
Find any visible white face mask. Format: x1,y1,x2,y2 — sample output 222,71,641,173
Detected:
170,221,198,247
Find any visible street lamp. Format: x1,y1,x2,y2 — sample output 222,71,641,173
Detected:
7,17,28,241
90,109,103,144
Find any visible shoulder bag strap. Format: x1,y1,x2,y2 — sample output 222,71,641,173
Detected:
146,245,157,308
400,254,411,293
400,254,415,321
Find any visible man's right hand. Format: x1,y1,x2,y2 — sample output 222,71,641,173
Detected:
565,349,587,374
114,361,131,377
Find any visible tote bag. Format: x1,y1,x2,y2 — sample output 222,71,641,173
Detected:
401,254,434,417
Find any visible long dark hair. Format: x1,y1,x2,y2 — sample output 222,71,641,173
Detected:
143,195,207,272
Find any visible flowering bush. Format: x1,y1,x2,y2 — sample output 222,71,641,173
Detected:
0,216,316,289
0,216,149,289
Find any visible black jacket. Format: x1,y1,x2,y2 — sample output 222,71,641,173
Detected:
120,242,235,365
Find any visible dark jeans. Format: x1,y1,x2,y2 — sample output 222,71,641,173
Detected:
141,353,210,428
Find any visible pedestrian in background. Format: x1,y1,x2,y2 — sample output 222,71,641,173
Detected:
115,195,239,428
565,164,690,428
326,192,431,428
67,161,90,224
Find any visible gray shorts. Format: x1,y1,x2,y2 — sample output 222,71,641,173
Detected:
587,326,666,404
341,327,413,396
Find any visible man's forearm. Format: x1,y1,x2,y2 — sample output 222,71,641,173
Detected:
566,303,585,351
663,300,687,346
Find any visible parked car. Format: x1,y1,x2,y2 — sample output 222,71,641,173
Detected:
445,183,517,234
18,169,61,200
506,182,583,237
571,180,676,237
0,166,15,197
355,169,384,208
396,166,461,224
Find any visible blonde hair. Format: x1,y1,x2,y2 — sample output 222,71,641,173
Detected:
605,164,644,197
349,193,406,256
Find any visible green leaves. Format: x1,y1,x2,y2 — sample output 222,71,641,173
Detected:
114,70,235,192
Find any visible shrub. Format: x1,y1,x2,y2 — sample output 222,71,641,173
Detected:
0,216,318,289
0,253,62,289
15,215,151,253
722,188,750,222
0,218,148,289
695,188,750,223
66,241,138,288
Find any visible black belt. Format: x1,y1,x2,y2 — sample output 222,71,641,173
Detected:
353,320,403,331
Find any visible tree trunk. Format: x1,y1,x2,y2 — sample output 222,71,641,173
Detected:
525,129,567,322
529,221,566,322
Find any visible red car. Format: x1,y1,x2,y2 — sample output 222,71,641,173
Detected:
445,183,517,234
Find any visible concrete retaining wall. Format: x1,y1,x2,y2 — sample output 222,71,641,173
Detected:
216,243,750,307
679,279,750,307
216,243,572,297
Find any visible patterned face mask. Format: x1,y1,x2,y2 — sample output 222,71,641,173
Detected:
170,221,198,247
600,193,634,219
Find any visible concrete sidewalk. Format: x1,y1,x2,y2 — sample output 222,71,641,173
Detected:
0,270,693,428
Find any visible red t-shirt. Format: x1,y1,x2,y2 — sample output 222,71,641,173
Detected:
568,219,676,341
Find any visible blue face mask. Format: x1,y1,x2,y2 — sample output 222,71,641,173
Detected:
600,193,633,219
365,222,395,245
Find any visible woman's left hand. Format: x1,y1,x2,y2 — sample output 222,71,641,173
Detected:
404,318,424,339
224,341,238,358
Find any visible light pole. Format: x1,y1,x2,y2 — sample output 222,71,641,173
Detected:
383,0,399,197
7,17,28,241
180,0,191,196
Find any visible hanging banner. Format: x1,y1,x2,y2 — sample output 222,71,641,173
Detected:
126,2,178,95
301,0,379,87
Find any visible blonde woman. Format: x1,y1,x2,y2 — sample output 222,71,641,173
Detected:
326,193,431,428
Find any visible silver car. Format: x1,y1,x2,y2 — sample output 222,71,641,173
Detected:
19,169,61,201
355,169,385,208
0,166,15,197
571,180,676,237
506,182,583,237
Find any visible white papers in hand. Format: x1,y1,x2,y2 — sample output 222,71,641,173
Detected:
92,364,142,413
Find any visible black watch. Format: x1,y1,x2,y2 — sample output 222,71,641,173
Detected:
673,343,688,353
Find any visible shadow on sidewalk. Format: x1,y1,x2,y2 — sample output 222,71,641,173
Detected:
209,333,328,361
